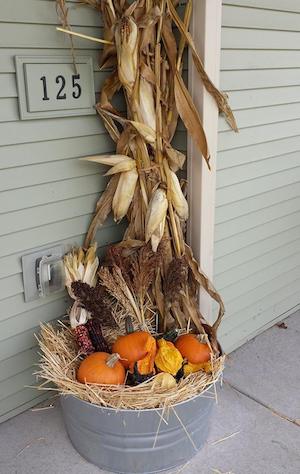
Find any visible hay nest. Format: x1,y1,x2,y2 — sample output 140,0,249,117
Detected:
35,322,225,410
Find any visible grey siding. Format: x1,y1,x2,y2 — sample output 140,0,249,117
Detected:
0,0,186,422
215,0,300,353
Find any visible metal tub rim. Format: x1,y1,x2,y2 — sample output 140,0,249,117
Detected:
62,375,221,413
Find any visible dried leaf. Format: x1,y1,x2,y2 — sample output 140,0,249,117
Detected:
129,120,156,144
167,0,238,132
104,159,136,175
185,244,225,332
81,154,132,166
165,145,186,172
174,70,210,168
84,174,119,248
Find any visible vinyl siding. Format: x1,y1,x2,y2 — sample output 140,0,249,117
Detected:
0,0,186,422
215,0,300,353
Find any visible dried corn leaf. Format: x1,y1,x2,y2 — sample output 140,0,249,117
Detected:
81,154,132,166
105,159,136,175
84,174,119,248
100,72,121,114
181,292,205,335
129,120,156,144
174,70,210,168
185,244,225,331
167,0,238,132
96,107,120,142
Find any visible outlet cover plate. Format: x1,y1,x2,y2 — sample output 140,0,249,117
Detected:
22,245,64,302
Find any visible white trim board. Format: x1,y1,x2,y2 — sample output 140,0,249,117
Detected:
187,0,222,325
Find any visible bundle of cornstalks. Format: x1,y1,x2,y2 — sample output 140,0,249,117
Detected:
36,0,237,407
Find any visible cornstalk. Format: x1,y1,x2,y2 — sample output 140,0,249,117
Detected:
57,0,235,337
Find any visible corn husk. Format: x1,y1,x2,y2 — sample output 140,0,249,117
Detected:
151,215,166,252
115,16,138,94
112,169,139,222
64,243,98,297
81,154,133,166
138,77,156,131
104,159,136,176
169,170,189,220
69,301,91,329
165,146,186,172
145,188,168,243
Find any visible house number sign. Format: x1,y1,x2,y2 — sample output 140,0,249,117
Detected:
15,56,96,120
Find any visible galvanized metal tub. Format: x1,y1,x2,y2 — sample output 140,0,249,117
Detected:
60,384,217,474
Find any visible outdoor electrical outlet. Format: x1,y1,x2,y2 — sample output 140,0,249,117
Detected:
21,245,65,302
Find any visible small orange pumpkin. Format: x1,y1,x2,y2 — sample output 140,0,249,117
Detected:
112,331,156,370
77,352,125,385
175,334,211,364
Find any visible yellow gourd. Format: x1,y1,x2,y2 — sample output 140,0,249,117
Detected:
155,339,183,376
152,372,177,390
183,360,212,377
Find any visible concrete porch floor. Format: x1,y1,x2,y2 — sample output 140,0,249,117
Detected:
0,311,299,474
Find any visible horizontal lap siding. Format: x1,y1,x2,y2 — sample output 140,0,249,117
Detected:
0,4,126,422
215,1,300,353
0,0,187,422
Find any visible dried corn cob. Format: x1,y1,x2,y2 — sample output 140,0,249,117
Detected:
115,16,138,94
112,168,138,222
145,188,168,244
73,324,95,354
151,216,166,252
169,170,189,220
86,319,109,353
138,77,156,132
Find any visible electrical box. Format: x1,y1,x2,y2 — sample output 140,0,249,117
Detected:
21,245,65,302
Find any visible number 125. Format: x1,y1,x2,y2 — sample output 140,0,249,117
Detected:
40,74,82,101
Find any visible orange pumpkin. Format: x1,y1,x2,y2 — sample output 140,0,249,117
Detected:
175,334,211,364
112,331,156,371
77,352,125,385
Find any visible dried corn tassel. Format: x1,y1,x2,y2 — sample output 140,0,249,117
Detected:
115,16,138,94
145,188,168,243
112,168,139,222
